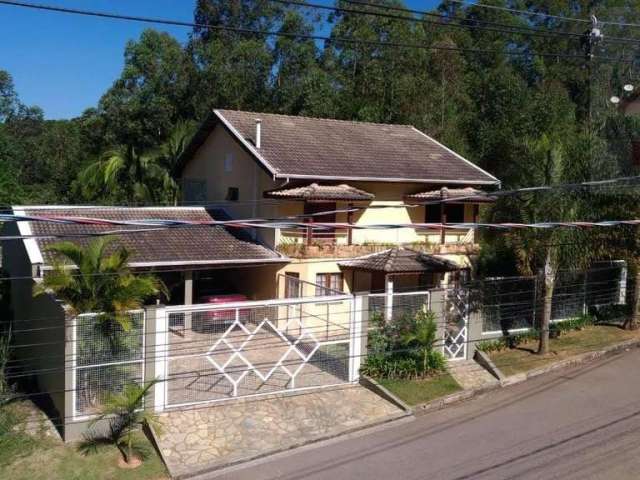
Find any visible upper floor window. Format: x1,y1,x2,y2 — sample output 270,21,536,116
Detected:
224,153,234,172
182,179,207,203
425,204,465,224
226,187,239,201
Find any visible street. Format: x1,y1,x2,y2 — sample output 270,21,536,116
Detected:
220,348,640,480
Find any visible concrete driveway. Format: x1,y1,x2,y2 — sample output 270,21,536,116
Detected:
217,347,640,480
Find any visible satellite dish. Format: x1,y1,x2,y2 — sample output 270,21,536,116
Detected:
610,96,621,104
624,84,634,92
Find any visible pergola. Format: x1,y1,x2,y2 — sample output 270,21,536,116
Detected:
405,187,497,244
338,247,461,320
264,183,374,245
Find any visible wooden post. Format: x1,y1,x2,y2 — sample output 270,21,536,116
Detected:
347,203,354,245
306,216,313,245
440,188,446,245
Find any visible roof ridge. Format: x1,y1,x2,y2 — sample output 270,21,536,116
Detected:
215,108,414,128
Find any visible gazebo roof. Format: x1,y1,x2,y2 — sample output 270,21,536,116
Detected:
338,247,460,274
405,187,496,204
264,183,374,202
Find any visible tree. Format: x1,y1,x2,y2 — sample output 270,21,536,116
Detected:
34,237,166,334
495,131,611,354
79,379,161,467
96,29,194,152
77,145,177,204
402,310,439,374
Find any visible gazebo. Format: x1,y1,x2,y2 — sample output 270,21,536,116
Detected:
338,247,461,320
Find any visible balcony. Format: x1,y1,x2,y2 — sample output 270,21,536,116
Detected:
276,227,479,259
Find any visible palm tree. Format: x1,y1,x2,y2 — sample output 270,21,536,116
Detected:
402,310,438,374
79,379,161,467
78,144,176,204
34,237,167,333
495,134,601,354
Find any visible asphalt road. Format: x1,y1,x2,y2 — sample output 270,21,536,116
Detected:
218,347,640,480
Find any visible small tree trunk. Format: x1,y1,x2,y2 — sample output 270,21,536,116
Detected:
626,268,640,330
539,254,556,355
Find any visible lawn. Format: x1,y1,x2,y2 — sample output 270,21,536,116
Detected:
488,325,639,377
378,373,462,406
0,402,168,480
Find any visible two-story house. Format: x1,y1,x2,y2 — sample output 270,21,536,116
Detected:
177,109,500,297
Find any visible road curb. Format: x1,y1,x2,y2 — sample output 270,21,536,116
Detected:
501,337,640,387
412,337,640,415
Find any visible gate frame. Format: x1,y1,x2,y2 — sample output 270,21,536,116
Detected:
156,294,357,411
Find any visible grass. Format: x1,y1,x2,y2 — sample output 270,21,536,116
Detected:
378,373,462,406
489,324,640,376
0,402,168,480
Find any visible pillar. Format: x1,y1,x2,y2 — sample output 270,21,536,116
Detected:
385,274,394,322
184,270,193,331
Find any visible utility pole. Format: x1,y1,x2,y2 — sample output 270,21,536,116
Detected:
582,14,603,163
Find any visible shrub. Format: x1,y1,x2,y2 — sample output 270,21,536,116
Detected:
592,304,630,325
476,339,506,353
362,309,446,380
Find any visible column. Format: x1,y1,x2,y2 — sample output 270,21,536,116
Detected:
385,274,394,322
184,270,193,331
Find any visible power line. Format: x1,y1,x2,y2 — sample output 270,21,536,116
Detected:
270,0,597,43
0,0,632,62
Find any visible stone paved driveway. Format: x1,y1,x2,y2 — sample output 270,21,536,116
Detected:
154,386,404,478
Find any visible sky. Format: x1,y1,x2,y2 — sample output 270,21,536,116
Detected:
0,0,440,119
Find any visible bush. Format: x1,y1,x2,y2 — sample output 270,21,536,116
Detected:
362,309,446,380
476,339,506,353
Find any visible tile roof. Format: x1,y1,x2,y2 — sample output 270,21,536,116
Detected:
17,207,285,268
179,109,499,185
264,183,374,202
338,247,460,274
405,187,497,204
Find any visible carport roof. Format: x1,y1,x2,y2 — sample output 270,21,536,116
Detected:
14,206,287,269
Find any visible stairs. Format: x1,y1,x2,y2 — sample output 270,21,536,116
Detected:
447,360,500,390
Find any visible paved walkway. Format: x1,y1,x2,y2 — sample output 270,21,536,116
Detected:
155,386,403,477
448,359,499,390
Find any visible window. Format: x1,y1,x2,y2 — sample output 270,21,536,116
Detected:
224,153,234,172
284,272,300,298
424,204,465,223
315,273,343,296
182,179,207,203
226,187,239,201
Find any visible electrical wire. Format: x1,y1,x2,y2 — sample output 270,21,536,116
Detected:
0,0,633,62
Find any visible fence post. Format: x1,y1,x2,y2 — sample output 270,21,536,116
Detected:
144,305,167,412
619,261,628,304
349,294,366,383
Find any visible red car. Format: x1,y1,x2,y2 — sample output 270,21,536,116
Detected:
196,294,251,329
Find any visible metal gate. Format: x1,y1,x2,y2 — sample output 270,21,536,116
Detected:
159,295,358,409
444,288,469,360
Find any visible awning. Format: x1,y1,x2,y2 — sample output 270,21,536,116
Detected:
405,187,496,204
264,183,374,202
338,247,460,274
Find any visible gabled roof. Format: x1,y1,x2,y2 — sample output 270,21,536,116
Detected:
178,109,500,185
264,183,374,202
14,206,286,269
405,187,497,204
337,247,460,274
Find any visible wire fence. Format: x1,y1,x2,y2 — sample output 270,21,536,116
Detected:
479,262,627,334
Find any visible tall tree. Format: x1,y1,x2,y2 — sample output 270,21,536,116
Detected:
96,29,193,151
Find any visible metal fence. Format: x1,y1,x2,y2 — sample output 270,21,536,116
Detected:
480,262,627,334
72,310,145,418
368,290,431,322
160,294,357,409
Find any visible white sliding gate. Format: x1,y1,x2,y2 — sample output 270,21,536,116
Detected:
158,295,358,409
